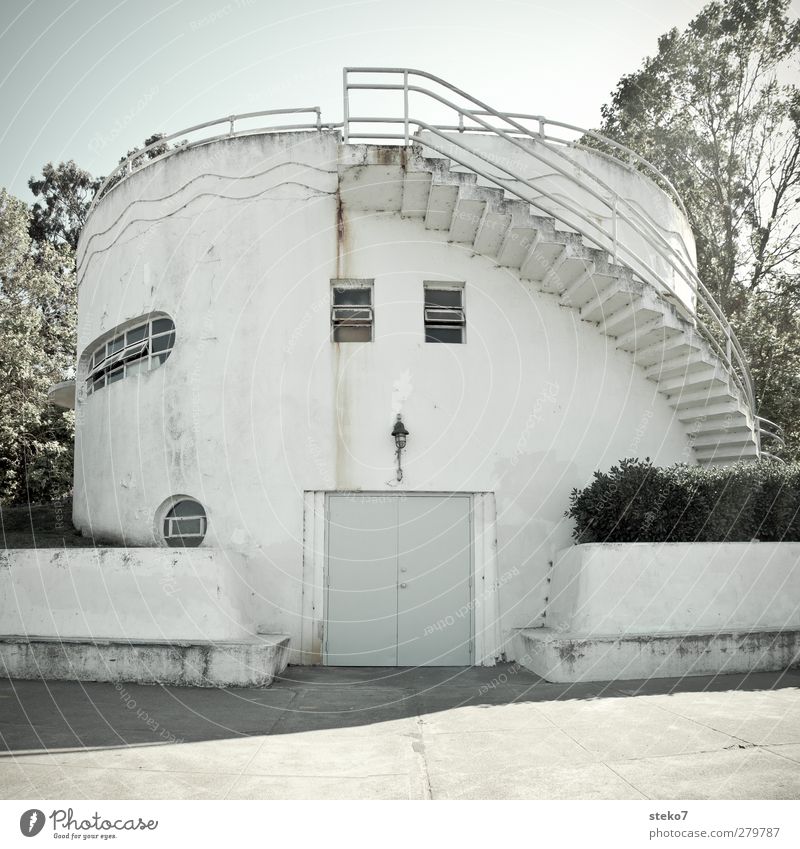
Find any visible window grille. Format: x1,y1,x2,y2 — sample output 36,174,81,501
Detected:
424,286,465,343
331,281,373,342
84,316,175,395
163,499,207,547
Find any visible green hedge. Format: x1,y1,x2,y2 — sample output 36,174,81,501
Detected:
566,458,800,543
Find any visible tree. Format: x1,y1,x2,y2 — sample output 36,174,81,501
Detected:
28,161,101,252
594,0,800,455
0,188,75,504
101,133,170,195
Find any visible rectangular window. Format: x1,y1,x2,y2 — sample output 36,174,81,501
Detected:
331,280,373,342
424,284,465,343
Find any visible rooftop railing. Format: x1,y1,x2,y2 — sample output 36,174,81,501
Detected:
88,107,336,216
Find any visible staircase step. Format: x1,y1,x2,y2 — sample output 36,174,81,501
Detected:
473,208,512,256
339,161,405,211
646,350,717,381
448,197,485,242
676,399,742,422
558,250,626,307
615,315,685,352
497,225,539,267
634,332,706,367
401,170,432,217
668,385,740,410
690,431,755,449
601,296,663,337
687,419,753,438
693,442,759,462
580,279,645,324
425,182,460,230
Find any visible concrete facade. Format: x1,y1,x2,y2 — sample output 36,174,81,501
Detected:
70,129,701,665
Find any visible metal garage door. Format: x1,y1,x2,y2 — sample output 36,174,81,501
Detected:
325,494,472,666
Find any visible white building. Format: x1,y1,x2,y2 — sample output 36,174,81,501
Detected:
16,69,793,685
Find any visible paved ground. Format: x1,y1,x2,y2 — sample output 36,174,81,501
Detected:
1,665,799,800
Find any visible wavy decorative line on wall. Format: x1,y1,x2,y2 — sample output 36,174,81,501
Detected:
78,161,337,268
77,181,335,286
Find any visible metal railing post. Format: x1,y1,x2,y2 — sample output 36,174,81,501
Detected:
611,197,618,264
343,68,350,144
229,116,235,136
403,70,409,146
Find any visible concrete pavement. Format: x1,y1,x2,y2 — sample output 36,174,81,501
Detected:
1,665,799,799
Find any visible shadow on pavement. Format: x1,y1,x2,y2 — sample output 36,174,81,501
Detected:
1,664,798,753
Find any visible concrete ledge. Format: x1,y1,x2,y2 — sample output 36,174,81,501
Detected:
515,627,800,683
0,635,290,687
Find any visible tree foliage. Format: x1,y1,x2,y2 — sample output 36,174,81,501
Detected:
2,134,168,507
28,161,100,252
595,0,800,455
102,133,170,194
0,189,75,504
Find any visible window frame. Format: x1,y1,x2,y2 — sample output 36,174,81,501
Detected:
162,498,208,548
424,283,466,344
331,279,374,343
84,315,175,396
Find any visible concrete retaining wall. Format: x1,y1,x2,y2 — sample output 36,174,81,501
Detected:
0,548,256,641
547,542,800,637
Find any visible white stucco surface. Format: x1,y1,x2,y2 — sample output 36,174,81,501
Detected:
0,548,255,641
72,129,702,664
547,542,800,636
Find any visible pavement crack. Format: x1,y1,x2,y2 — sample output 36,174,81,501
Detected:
222,689,300,799
410,690,433,800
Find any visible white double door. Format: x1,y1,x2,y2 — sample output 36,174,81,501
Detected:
325,494,473,666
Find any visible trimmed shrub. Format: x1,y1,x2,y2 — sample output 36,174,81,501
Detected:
566,459,800,543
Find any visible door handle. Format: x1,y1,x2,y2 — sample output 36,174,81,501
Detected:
400,583,407,589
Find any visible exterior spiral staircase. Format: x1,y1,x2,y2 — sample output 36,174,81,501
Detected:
339,143,763,464
83,67,785,463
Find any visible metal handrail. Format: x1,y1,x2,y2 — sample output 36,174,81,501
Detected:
88,106,333,216
756,415,786,446
430,110,688,219
342,68,757,426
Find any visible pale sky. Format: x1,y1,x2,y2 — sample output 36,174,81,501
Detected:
0,0,792,200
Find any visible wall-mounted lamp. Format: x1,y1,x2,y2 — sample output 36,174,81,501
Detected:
391,414,409,482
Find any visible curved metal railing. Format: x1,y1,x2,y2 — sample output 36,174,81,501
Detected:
756,415,786,449
84,67,761,454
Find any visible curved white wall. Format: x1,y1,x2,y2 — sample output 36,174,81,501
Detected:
75,130,697,661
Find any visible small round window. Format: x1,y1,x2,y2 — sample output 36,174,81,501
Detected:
163,499,207,547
